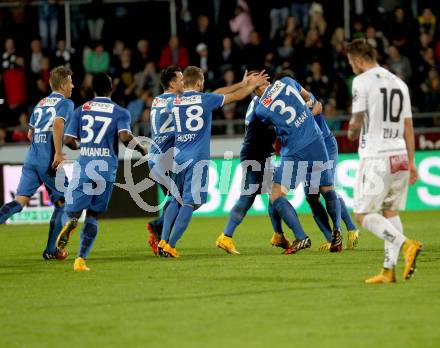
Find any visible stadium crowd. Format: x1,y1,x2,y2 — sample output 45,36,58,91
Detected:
0,0,439,143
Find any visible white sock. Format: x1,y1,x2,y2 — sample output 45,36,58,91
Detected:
362,213,406,249
387,215,404,234
384,215,405,269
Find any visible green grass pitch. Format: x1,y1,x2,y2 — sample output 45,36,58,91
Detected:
1,211,439,348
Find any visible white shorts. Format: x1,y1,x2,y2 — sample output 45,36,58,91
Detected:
354,155,409,214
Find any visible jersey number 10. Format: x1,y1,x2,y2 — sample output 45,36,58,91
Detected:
380,88,403,123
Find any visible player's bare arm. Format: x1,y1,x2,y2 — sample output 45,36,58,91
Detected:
213,70,260,95
119,130,148,156
306,99,323,116
404,118,418,185
27,128,33,142
223,72,268,105
52,117,66,169
64,134,80,150
348,111,365,141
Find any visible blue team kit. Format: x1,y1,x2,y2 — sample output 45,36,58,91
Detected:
64,97,131,213
16,92,74,203
168,91,224,206
255,77,333,191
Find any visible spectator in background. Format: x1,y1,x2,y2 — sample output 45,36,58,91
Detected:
30,39,44,75
418,8,436,38
309,3,327,36
84,41,110,74
189,15,216,59
159,35,189,69
113,48,137,106
351,17,364,40
79,73,94,101
302,28,326,68
269,1,289,40
133,39,153,73
218,37,239,75
242,31,266,71
127,89,151,135
229,0,254,47
38,0,58,51
135,61,160,96
86,0,104,41
195,43,214,86
11,112,28,142
387,6,415,56
2,38,17,70
276,16,304,46
305,60,330,101
386,45,412,83
323,98,341,131
277,34,294,61
222,103,237,135
420,68,440,111
52,39,76,69
365,25,388,62
3,56,27,113
291,0,310,29
110,40,125,72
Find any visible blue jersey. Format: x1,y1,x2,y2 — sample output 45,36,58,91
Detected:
169,91,224,164
240,96,276,162
308,93,331,139
255,77,322,157
150,92,176,155
26,92,74,168
65,97,131,182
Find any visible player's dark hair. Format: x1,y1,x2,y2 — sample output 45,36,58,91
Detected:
183,66,204,88
274,69,296,82
92,73,112,97
347,38,377,61
49,66,73,91
160,66,182,90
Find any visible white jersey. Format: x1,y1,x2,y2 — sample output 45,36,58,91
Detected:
352,66,412,158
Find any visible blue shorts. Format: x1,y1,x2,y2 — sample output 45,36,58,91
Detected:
65,178,114,214
175,161,209,207
274,137,334,194
16,164,67,204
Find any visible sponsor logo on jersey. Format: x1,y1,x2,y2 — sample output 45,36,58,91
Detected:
262,81,284,107
39,97,61,107
152,97,168,108
173,95,202,105
82,101,115,113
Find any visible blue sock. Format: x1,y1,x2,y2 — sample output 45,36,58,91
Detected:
169,205,194,247
78,216,98,259
161,199,180,242
306,195,332,242
322,190,342,231
273,197,306,240
46,204,64,253
268,202,283,234
0,200,23,224
224,195,255,237
150,199,171,232
339,196,356,231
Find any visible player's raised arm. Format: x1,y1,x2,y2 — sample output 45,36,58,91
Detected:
213,70,265,95
223,71,268,105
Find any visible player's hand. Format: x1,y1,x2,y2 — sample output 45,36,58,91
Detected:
254,70,270,88
306,99,314,108
409,162,418,185
52,152,66,170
